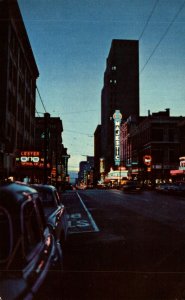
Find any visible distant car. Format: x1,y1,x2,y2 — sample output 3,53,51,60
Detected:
0,182,62,300
31,184,68,246
122,181,143,193
155,182,179,194
155,183,172,193
168,181,185,196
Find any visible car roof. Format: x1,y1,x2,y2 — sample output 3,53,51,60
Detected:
31,184,56,192
0,182,38,208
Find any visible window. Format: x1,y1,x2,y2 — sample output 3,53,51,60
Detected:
39,190,53,206
169,128,175,142
169,150,176,163
151,128,163,141
152,149,163,163
22,201,42,257
0,208,12,261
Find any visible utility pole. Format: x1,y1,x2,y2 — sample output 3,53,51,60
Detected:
44,113,50,184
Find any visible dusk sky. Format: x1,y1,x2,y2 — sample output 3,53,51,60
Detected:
18,0,185,174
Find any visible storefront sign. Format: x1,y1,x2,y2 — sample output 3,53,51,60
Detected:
16,151,49,168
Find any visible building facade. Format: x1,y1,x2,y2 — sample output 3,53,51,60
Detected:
94,124,102,184
78,156,94,187
95,39,140,179
122,109,185,184
34,114,70,184
0,0,39,179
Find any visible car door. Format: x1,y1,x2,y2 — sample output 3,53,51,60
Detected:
22,195,60,298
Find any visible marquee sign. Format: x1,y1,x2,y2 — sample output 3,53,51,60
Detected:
113,110,122,166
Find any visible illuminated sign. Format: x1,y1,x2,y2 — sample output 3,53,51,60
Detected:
143,155,152,166
20,156,40,163
179,157,185,169
20,151,39,156
100,157,105,174
16,150,50,168
113,110,122,166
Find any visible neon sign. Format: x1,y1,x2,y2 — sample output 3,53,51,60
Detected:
100,157,105,174
113,110,122,166
21,156,40,163
143,155,152,166
16,150,49,168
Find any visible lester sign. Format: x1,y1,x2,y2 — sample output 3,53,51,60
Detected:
16,151,49,168
113,110,122,166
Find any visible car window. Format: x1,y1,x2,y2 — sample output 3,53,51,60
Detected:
38,190,56,207
0,207,12,262
35,196,46,230
22,201,42,256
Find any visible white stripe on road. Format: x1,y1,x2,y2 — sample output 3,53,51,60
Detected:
76,192,100,232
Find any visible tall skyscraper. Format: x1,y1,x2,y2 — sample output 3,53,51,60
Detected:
100,39,139,173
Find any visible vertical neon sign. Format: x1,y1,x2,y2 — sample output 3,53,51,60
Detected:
113,110,122,166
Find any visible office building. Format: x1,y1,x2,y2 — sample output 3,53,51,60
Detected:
0,0,39,178
99,39,139,174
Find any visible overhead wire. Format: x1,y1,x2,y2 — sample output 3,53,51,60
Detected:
36,86,47,113
139,0,159,41
35,108,41,117
65,129,93,137
140,0,185,74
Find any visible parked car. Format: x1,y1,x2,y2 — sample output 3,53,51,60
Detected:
155,182,185,196
0,182,62,300
31,184,68,246
169,181,185,196
155,183,173,193
122,181,143,193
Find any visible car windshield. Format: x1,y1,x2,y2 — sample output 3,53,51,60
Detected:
127,181,138,185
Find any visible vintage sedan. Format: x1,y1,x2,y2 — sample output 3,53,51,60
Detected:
122,180,143,193
0,182,62,300
31,184,68,246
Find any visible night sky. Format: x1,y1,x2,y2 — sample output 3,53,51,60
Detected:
18,0,185,174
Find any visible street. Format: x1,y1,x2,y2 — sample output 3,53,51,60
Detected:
36,189,185,300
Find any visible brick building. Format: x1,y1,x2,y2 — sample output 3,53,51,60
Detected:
121,109,185,184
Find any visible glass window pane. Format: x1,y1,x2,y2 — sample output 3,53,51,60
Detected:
0,209,11,261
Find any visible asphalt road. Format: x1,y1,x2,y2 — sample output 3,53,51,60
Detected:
36,189,185,300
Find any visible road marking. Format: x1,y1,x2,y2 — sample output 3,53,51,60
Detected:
76,192,100,232
68,219,90,228
67,213,91,228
